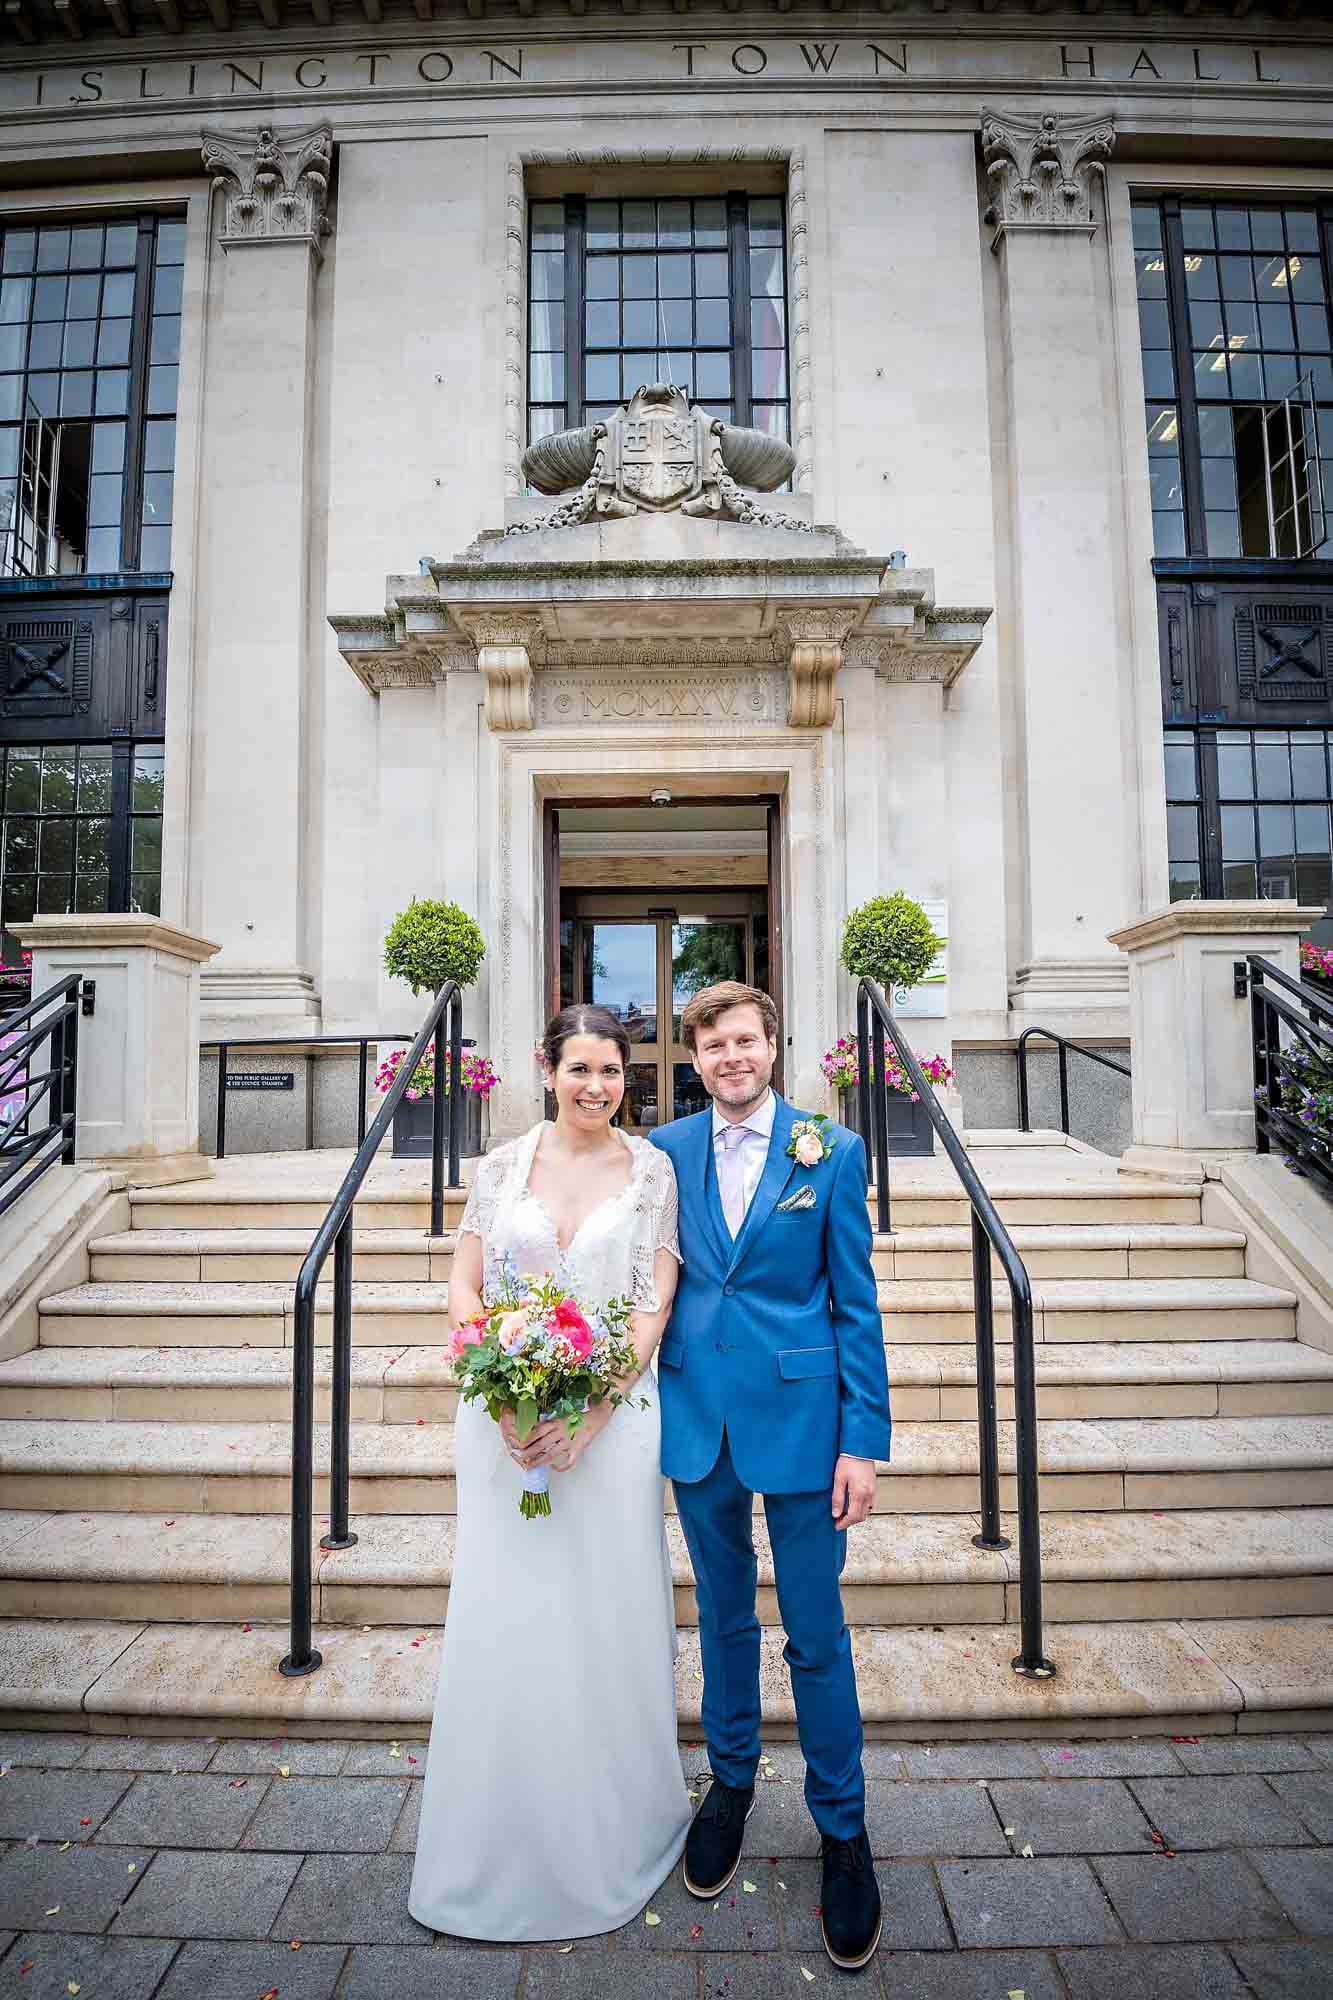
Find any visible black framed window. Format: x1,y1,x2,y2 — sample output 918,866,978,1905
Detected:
527,193,789,452
0,741,164,963
0,213,183,579
1166,725,1333,941
1134,196,1333,559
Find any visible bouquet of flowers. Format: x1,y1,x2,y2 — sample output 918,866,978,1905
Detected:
449,1269,645,1519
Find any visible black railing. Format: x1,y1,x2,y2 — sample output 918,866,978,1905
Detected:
280,982,463,1678
856,978,1054,1681
0,974,93,1223
1246,954,1333,1200
1016,1027,1131,1138
202,1033,476,1158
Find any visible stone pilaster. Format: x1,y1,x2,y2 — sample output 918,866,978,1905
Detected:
193,124,333,1031
982,107,1131,1029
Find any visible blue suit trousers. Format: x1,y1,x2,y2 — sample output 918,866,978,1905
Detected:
673,1428,865,1841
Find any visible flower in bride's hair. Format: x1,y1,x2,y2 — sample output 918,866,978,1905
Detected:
794,1131,825,1168
549,1298,593,1358
496,1309,531,1354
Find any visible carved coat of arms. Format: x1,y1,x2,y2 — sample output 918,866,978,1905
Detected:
515,382,807,534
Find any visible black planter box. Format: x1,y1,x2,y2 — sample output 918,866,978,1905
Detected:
392,1090,485,1160
839,1088,934,1156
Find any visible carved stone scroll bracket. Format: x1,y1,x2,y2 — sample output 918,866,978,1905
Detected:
201,123,334,253
777,608,858,729
468,614,547,731
980,107,1115,247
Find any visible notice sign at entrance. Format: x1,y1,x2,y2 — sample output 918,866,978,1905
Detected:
225,1072,295,1091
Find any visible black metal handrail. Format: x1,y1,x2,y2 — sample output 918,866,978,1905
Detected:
279,982,463,1678
0,974,92,1222
1246,954,1333,1199
1016,1027,1131,1137
201,1032,475,1159
856,979,1054,1681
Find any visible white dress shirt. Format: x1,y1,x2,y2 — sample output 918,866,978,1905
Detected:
711,1087,777,1232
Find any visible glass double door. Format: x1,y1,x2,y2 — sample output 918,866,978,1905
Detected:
566,892,769,1130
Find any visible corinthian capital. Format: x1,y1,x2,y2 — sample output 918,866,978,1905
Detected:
202,123,334,250
980,107,1115,243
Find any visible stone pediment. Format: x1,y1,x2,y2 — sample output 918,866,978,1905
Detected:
331,497,990,731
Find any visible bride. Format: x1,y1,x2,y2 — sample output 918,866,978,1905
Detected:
408,1003,691,1942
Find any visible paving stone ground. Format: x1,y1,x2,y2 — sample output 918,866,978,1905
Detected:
0,1729,1329,1997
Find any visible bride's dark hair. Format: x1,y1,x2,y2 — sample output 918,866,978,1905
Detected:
541,1004,632,1074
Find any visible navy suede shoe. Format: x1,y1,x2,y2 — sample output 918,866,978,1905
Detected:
682,1778,755,1899
819,1828,882,1971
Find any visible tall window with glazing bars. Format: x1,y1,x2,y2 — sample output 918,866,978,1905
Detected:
1134,196,1332,559
0,213,182,577
1133,195,1333,944
527,194,789,451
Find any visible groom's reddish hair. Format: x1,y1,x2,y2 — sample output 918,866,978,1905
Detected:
679,982,779,1053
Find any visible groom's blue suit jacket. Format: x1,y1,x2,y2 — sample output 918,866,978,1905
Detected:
649,1093,891,1494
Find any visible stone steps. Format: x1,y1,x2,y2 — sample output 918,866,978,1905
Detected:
87,1220,1249,1284
33,1274,1299,1347
2,1611,1327,1740
1,1506,1329,1629
3,1338,1330,1424
127,1176,1207,1233
2,1412,1331,1515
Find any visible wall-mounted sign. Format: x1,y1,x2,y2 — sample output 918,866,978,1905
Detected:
225,1072,295,1091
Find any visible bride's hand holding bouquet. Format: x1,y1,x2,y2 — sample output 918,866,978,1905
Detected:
449,1269,648,1518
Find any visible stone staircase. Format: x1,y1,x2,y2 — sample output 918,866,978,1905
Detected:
0,1134,1331,1740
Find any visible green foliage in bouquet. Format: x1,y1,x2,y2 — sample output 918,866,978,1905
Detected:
383,899,485,996
840,892,942,995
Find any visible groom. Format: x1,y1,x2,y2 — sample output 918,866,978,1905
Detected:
649,981,891,1974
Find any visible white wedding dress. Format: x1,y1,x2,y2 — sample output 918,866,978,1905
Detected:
408,1120,692,1942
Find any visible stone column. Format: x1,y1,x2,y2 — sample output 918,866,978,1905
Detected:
1107,901,1323,1179
193,124,333,1031
16,915,220,1185
982,107,1130,1033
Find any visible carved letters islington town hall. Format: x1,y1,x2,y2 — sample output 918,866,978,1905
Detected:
2,35,1309,115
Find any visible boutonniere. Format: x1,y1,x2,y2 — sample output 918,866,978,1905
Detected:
787,1115,835,1171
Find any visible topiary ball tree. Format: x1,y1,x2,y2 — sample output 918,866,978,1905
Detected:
840,893,942,996
383,899,486,997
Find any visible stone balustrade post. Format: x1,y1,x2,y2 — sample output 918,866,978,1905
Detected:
1107,901,1324,1179
15,914,221,1185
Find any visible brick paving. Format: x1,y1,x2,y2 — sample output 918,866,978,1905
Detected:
0,1730,1329,1997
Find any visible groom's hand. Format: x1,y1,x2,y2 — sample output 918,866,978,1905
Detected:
831,1454,877,1530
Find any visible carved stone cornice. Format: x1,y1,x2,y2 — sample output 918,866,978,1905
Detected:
201,123,334,252
776,608,858,729
980,107,1115,245
331,539,991,719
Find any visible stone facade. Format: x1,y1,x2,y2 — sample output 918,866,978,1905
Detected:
1,6,1330,1137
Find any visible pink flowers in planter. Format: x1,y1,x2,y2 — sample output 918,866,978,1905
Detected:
821,1033,954,1104
1302,941,1333,989
373,1047,500,1103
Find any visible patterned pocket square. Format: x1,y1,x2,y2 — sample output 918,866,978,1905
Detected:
776,1185,817,1213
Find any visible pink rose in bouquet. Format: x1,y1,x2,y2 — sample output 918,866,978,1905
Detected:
448,1274,646,1518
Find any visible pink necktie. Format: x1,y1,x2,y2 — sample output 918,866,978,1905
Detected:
717,1123,751,1238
